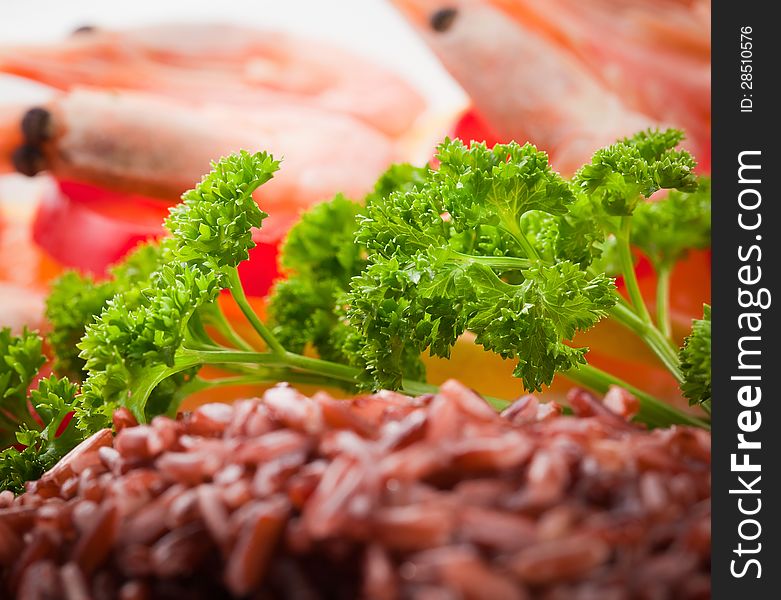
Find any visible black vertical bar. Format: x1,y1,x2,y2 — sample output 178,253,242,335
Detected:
712,1,779,597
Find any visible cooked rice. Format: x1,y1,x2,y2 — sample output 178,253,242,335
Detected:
0,381,711,599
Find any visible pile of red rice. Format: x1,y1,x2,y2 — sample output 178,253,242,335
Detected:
0,381,710,599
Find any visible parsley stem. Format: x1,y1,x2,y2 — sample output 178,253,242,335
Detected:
399,379,439,397
503,222,541,261
567,363,709,429
611,218,683,381
166,374,261,408
181,349,361,387
182,350,281,366
180,350,511,410
617,217,652,324
203,375,263,388
150,352,365,420
202,303,255,352
282,352,363,385
614,291,632,310
656,266,673,340
186,370,347,394
609,303,683,382
453,253,532,270
226,268,285,355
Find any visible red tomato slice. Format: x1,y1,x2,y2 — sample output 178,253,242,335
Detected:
32,180,285,296
33,180,169,275
452,108,502,147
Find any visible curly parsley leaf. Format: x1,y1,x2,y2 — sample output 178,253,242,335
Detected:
269,194,365,363
1,328,45,413
468,262,614,390
1,328,46,446
46,242,163,380
679,304,711,410
166,150,279,272
0,330,80,494
435,139,575,255
574,128,697,216
346,253,447,389
281,194,365,286
347,139,615,391
46,273,116,380
78,152,279,426
366,162,429,207
77,261,221,428
4,376,84,489
631,177,711,270
270,162,430,369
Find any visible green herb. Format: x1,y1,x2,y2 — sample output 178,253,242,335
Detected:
272,130,710,427
679,305,711,413
0,328,46,448
268,194,365,363
46,242,162,379
1,326,80,492
630,179,711,336
347,139,612,391
1,132,712,492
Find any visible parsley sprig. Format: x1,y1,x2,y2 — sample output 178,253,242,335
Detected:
2,132,712,492
272,130,710,426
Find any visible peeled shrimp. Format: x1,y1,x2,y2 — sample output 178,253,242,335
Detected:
0,24,426,139
391,0,710,173
489,0,710,164
2,87,396,232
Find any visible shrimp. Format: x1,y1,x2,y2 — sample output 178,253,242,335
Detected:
0,23,426,139
488,0,710,164
3,87,397,232
0,107,25,176
390,0,710,172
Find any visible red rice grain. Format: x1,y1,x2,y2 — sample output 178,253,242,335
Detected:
0,381,710,599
